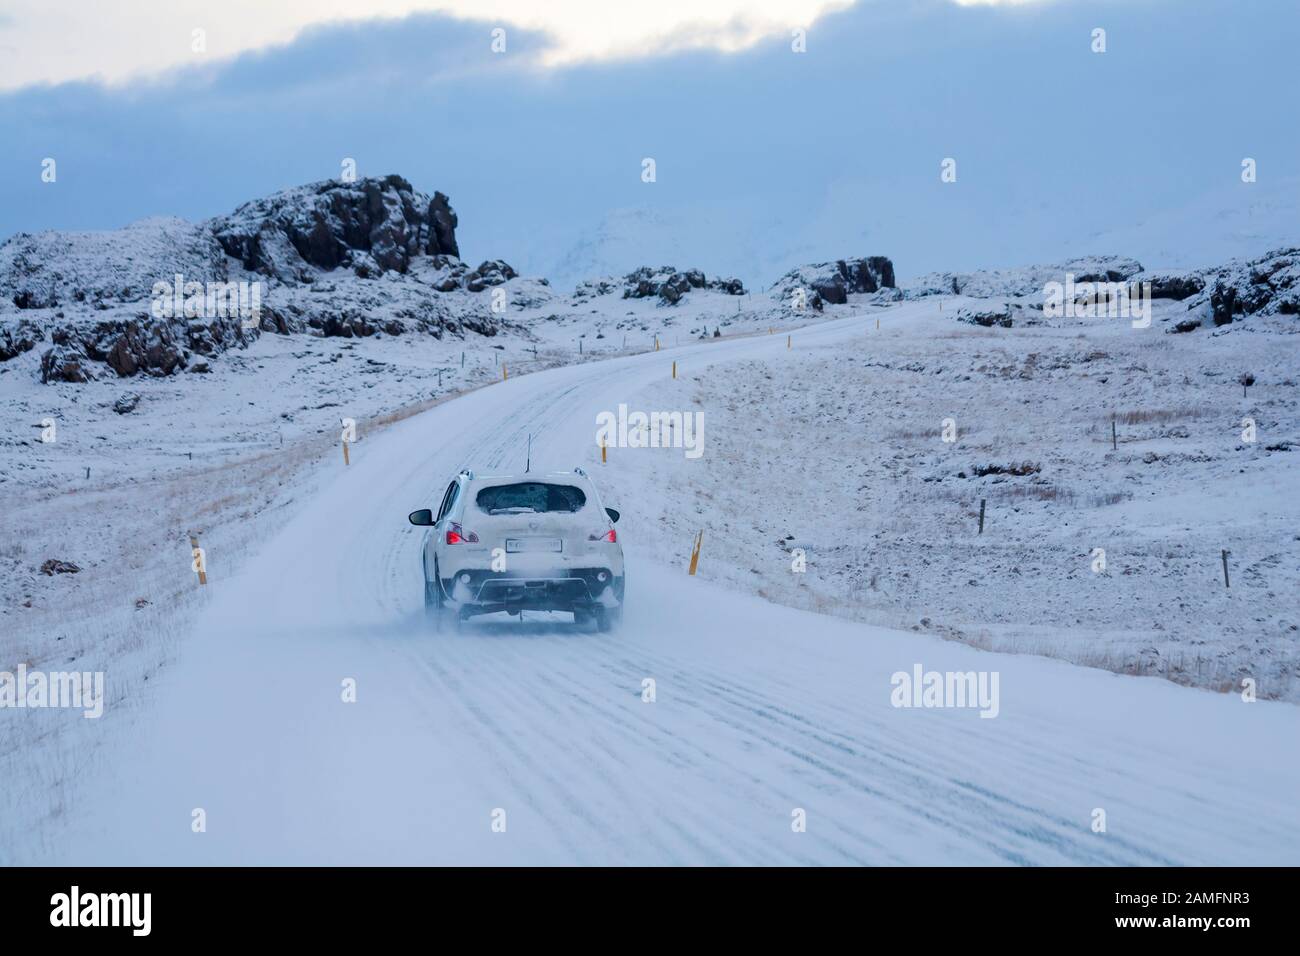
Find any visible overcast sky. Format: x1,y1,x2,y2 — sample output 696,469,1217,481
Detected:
1,0,1296,284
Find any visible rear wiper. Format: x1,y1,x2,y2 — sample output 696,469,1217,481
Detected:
490,507,538,515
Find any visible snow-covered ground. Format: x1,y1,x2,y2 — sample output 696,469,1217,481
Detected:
0,266,835,854
598,299,1300,701
3,176,1298,865
4,309,1299,865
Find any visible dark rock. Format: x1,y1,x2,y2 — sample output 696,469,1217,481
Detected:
956,307,1013,328
211,175,460,282
1192,248,1300,324
320,314,376,338
113,392,141,414
573,277,619,299
1143,272,1205,301
969,462,1041,477
772,256,895,305
40,346,94,383
40,559,81,575
1210,280,1237,326
0,321,44,361
618,266,737,305
464,259,517,291
707,276,746,295
104,322,188,377
658,272,690,305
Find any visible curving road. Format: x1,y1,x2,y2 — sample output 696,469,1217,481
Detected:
52,307,1300,865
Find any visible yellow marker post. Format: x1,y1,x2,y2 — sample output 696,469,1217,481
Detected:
654,337,660,352
342,441,350,466
502,364,508,380
601,438,607,464
688,531,702,575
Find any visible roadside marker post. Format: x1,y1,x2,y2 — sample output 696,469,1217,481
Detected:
787,335,791,349
688,532,703,575
342,441,350,466
672,361,677,379
978,499,986,535
1222,550,1231,588
601,438,607,464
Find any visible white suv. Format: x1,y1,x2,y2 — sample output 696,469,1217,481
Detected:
409,468,625,631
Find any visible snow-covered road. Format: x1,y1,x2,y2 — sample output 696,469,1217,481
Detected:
49,307,1300,865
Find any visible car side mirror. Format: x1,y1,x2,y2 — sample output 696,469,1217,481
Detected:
605,507,620,524
409,509,435,526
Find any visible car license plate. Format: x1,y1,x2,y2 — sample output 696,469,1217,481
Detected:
505,538,562,553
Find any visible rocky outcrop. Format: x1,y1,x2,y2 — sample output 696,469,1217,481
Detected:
210,175,460,282
1209,280,1238,326
39,345,94,383
772,257,896,306
618,266,745,305
36,314,258,383
1139,271,1205,301
0,320,44,360
956,306,1013,328
573,277,620,300
1168,248,1300,330
904,256,1142,299
464,259,518,292
0,175,538,382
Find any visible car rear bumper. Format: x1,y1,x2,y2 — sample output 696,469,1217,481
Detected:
443,568,624,614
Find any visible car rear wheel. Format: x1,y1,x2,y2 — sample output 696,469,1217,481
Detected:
595,605,622,633
424,565,452,632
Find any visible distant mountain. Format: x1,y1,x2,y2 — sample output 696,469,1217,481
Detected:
1047,178,1300,274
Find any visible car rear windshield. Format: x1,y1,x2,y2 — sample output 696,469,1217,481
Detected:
475,482,587,515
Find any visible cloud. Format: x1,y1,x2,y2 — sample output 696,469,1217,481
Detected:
0,0,854,92
0,0,1294,286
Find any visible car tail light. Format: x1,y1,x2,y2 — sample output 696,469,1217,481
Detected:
589,528,617,543
446,522,479,545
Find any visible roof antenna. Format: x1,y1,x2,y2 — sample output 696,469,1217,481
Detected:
525,433,531,473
